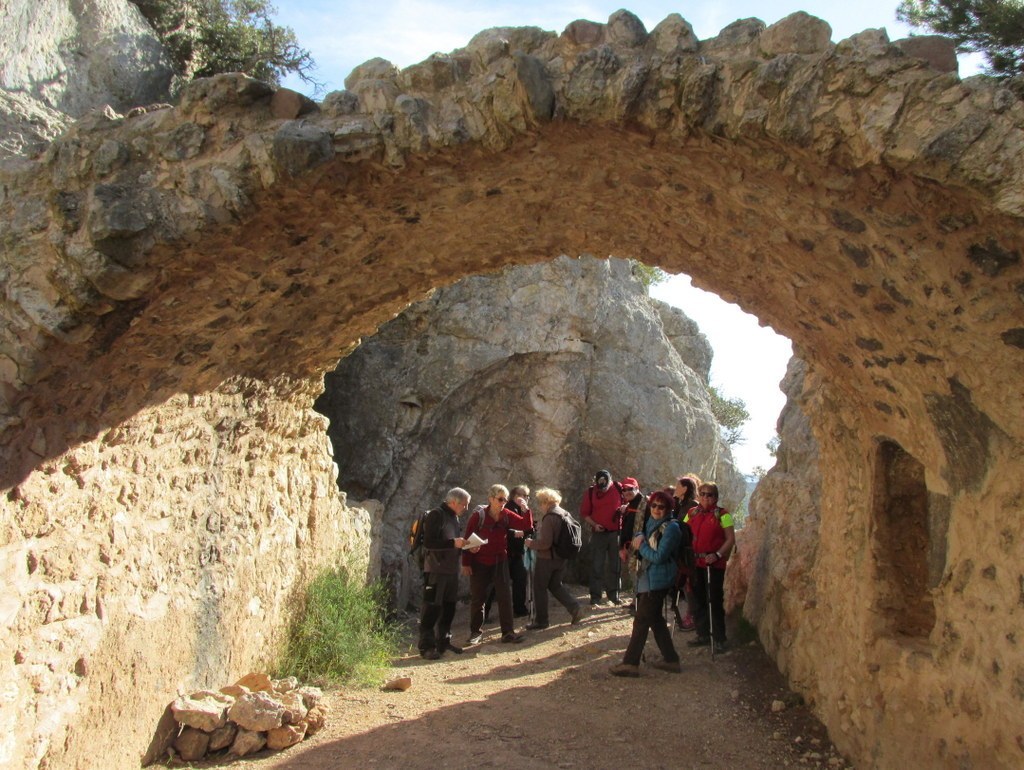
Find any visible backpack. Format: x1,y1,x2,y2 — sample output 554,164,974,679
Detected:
650,518,694,576
675,519,696,570
408,510,428,569
548,510,583,560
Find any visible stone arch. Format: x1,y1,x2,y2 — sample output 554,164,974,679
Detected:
1,9,1023,770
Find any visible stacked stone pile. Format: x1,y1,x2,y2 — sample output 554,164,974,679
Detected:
166,673,326,762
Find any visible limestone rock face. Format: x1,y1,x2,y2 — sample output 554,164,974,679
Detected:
0,90,71,159
317,257,744,597
727,357,822,667
0,0,172,132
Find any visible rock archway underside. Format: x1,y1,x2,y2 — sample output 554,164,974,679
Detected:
1,10,1022,769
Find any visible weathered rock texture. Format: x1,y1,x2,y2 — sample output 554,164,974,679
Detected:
0,0,173,158
729,356,823,670
1,8,1023,769
162,675,322,762
316,256,743,603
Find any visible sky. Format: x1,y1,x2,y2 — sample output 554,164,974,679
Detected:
267,1,976,475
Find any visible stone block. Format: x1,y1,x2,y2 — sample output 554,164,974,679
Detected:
228,691,286,732
173,726,210,762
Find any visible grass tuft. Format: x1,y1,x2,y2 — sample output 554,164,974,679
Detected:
277,563,400,687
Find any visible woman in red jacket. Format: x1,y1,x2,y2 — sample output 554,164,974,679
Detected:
462,484,530,646
686,482,735,653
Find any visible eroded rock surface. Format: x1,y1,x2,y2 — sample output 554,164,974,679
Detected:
0,0,172,158
316,256,743,601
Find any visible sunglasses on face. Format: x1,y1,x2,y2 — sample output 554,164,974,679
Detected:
699,493,717,498
650,503,668,510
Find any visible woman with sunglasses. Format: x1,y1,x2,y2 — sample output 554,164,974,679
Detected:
610,489,683,677
462,484,529,646
686,482,735,652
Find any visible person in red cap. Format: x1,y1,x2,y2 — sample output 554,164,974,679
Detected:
580,469,624,607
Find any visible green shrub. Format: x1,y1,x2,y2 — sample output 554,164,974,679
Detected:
277,564,400,686
131,0,317,87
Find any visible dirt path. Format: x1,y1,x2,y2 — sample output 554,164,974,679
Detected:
207,589,850,769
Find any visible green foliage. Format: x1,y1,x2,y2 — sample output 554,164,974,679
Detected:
897,0,1024,76
277,563,400,687
629,260,669,289
766,434,780,458
708,385,750,446
131,0,317,86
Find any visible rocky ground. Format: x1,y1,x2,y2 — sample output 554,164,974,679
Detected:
182,588,850,769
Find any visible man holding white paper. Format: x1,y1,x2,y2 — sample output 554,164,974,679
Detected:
418,487,470,660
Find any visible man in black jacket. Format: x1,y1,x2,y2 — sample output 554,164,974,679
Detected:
418,487,470,659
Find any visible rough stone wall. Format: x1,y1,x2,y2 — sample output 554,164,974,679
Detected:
0,8,1023,769
729,356,823,679
0,378,370,768
316,256,743,602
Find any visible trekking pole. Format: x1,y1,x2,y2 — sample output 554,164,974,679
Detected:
614,537,622,604
526,547,536,623
706,565,715,661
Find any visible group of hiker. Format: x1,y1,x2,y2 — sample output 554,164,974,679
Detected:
415,470,735,677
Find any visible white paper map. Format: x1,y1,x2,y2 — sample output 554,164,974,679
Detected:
462,532,488,549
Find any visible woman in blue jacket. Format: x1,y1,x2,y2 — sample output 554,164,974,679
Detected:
610,489,683,676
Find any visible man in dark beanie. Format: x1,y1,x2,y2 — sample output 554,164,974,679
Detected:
580,469,624,607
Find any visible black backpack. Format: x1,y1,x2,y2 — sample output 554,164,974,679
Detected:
675,519,696,570
548,510,583,560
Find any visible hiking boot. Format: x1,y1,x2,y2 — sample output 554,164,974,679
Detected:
652,659,682,673
712,640,729,654
466,633,483,646
609,663,640,678
513,609,530,618
442,640,464,655
687,636,711,647
501,632,525,644
678,613,695,632
526,622,548,630
420,648,441,660
570,606,585,625
609,597,623,606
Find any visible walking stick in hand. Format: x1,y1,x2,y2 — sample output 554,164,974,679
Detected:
706,564,716,661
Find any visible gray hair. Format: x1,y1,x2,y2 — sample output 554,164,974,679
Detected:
445,487,471,505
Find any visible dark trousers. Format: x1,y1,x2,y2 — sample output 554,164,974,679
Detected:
589,529,621,603
533,557,579,626
691,566,727,643
470,561,514,636
418,573,458,652
623,588,679,665
508,553,529,614
485,553,529,617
